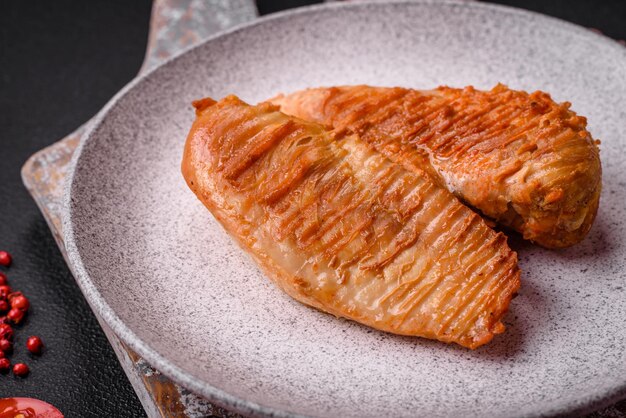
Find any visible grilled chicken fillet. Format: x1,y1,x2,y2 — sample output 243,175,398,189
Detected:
182,95,520,349
271,84,602,248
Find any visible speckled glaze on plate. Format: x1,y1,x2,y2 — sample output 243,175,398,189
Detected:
63,1,626,417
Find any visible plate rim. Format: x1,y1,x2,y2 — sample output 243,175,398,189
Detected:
62,1,626,416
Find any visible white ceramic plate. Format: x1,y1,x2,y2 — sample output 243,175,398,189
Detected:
64,1,626,416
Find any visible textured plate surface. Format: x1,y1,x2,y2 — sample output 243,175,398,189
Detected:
64,2,626,417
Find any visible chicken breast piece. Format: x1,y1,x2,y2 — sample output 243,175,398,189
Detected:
182,95,520,349
271,84,602,249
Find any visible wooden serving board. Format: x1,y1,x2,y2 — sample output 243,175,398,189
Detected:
20,0,625,416
21,1,256,416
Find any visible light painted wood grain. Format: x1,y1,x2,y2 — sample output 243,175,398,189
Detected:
21,1,256,416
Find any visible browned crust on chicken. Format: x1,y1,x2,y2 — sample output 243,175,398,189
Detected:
182,95,520,349
271,84,602,249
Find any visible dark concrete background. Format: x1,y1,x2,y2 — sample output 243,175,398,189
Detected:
1,1,624,416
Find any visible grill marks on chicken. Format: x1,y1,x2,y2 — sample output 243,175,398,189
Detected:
182,96,520,349
271,84,602,248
